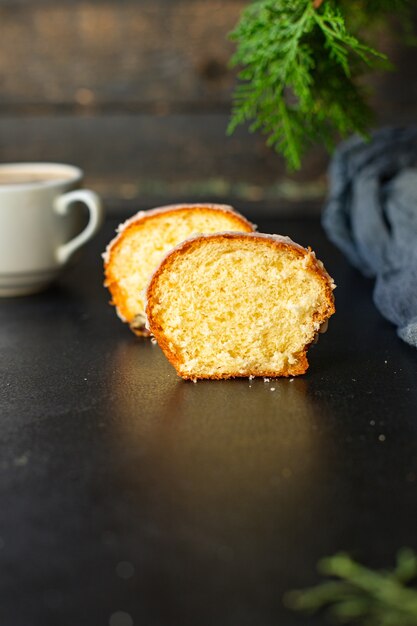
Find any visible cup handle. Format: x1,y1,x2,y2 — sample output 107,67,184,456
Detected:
54,189,104,265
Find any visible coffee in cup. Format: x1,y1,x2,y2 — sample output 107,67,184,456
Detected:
0,162,104,296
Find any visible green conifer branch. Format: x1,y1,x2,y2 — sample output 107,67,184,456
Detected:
284,550,417,626
228,0,410,170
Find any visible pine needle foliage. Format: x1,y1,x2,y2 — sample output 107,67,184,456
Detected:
228,0,410,170
285,550,417,626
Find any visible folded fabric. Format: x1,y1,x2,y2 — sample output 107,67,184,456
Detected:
322,127,417,348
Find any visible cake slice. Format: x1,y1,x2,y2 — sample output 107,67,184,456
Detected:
103,204,254,335
146,232,335,379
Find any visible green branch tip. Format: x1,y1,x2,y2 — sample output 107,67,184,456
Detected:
228,0,411,170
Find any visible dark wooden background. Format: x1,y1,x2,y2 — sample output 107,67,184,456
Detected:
0,0,416,215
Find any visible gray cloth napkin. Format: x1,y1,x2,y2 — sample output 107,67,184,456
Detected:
322,127,417,348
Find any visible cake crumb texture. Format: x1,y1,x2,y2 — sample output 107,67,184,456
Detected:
103,204,254,335
146,232,335,379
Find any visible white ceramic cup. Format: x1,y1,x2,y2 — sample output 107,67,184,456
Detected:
0,162,104,296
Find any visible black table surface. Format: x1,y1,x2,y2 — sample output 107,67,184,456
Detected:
1,216,416,626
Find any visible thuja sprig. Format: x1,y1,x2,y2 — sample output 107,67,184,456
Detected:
228,0,409,170
284,550,417,625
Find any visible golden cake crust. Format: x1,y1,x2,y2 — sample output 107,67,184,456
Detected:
146,232,336,379
103,204,255,336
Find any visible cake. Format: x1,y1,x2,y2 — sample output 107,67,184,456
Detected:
103,204,254,335
146,232,335,379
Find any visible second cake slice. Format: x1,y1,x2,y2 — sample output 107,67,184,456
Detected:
104,204,254,335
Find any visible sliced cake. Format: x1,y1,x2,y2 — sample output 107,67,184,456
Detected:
103,204,254,335
146,232,335,379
